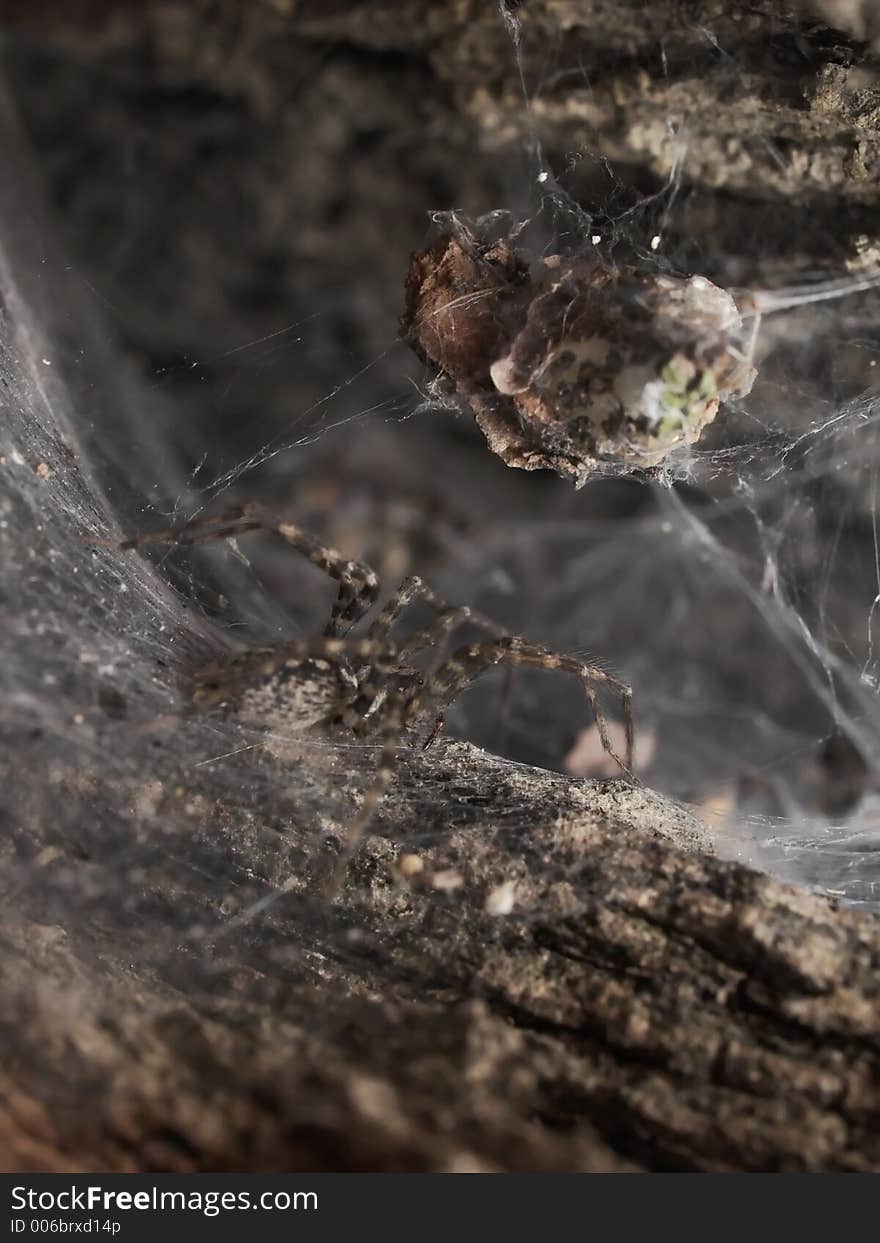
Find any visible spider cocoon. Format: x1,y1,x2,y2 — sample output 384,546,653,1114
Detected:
402,231,756,484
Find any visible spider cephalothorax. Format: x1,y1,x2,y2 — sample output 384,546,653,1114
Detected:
111,502,634,895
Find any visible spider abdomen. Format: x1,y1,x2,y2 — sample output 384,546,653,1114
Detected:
192,654,346,733
238,665,343,732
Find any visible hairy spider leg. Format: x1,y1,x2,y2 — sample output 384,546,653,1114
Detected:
366,575,502,652
404,637,634,772
115,501,380,637
365,575,449,643
353,574,504,743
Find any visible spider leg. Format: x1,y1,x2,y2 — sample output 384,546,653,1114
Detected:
110,502,380,638
397,608,509,749
396,603,503,665
349,575,503,734
366,575,501,652
395,605,492,752
421,711,446,749
404,637,634,773
365,575,445,645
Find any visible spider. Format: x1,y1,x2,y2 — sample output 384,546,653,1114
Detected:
109,502,634,896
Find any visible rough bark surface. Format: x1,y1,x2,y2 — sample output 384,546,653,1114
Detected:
2,1,880,1173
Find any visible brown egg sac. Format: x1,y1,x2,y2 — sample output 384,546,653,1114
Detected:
402,232,756,485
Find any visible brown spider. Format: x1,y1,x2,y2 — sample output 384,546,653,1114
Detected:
109,502,634,896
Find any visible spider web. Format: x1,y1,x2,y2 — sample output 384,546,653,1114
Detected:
3,0,880,1030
